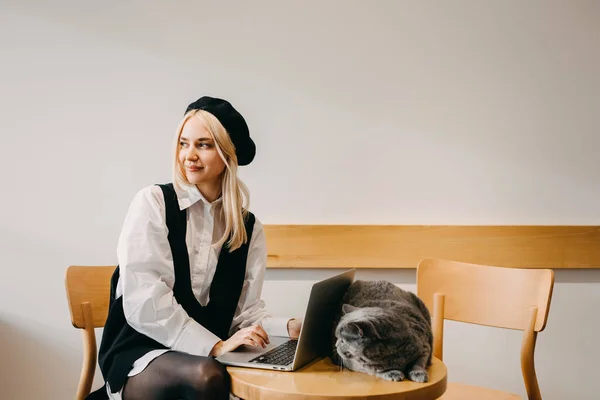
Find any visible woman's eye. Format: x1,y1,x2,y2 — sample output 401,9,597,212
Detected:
179,141,188,147
198,143,212,149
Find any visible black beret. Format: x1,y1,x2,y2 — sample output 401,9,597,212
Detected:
185,96,256,166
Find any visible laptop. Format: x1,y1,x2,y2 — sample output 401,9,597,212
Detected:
216,268,356,371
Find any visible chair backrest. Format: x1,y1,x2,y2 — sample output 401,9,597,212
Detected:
65,265,115,400
417,258,554,332
65,265,115,329
416,258,554,400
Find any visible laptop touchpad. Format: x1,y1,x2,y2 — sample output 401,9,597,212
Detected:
233,344,266,353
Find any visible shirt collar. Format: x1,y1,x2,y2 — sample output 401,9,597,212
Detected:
173,183,223,210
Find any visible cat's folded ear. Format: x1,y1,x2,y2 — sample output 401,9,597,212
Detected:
342,304,358,314
347,322,364,338
344,321,381,340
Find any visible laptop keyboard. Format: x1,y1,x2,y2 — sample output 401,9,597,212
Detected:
249,339,298,366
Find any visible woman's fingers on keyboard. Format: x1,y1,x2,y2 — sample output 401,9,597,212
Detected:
252,325,270,344
243,331,266,348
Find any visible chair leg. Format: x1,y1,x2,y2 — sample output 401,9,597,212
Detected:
76,302,97,400
521,307,542,400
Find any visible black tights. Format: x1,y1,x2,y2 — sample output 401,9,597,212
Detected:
122,351,231,400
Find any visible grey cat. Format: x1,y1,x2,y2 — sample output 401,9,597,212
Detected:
331,280,433,382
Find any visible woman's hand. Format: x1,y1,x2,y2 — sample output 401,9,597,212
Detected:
287,318,303,339
209,325,270,357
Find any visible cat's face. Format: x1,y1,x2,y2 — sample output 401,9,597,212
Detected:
334,304,419,373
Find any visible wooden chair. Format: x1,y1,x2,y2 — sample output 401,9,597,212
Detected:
65,265,116,400
416,258,554,400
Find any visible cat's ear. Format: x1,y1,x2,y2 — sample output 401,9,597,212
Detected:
342,304,358,314
347,322,364,338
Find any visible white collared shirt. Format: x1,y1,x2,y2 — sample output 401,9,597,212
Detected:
115,183,290,357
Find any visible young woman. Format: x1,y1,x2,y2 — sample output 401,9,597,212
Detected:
89,96,302,400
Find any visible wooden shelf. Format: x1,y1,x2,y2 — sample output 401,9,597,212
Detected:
263,225,600,269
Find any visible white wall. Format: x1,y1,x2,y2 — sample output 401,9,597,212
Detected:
1,1,599,399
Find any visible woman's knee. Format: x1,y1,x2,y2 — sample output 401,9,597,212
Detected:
186,358,230,399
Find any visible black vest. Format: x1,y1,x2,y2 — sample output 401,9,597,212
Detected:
87,183,255,399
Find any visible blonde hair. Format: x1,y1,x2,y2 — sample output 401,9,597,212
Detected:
173,110,250,252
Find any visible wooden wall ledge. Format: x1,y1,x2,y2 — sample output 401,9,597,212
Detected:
263,225,600,269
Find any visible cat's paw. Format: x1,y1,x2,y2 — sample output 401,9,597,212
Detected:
377,370,405,382
408,368,428,383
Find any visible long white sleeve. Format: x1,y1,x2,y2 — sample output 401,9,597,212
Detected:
116,186,221,356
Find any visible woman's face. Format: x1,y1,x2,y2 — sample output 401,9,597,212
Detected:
178,116,226,190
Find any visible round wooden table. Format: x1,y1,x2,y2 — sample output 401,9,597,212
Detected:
227,357,447,400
